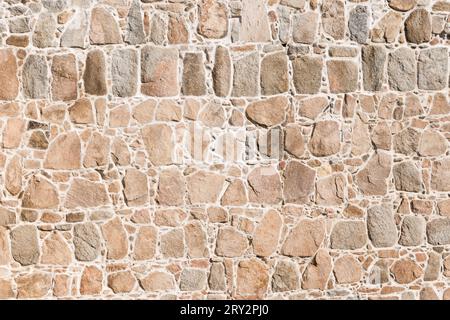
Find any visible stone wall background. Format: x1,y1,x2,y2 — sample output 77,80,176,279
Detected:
0,0,450,300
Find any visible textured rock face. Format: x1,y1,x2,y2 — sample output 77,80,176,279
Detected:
0,0,448,300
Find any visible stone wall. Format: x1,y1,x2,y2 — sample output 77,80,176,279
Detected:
0,0,449,300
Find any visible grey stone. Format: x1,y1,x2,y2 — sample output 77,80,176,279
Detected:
125,0,146,45
10,225,39,266
362,45,386,91
349,6,369,44
33,13,57,48
112,49,138,97
73,223,101,261
272,260,300,292
9,17,30,33
367,205,398,248
293,56,322,94
427,218,450,245
393,161,423,193
388,47,416,91
180,269,207,291
212,46,231,97
232,52,259,97
182,52,207,96
330,221,367,250
424,252,441,281
23,55,49,99
42,0,67,11
394,128,420,155
60,10,89,48
418,48,448,90
150,13,167,45
208,263,226,291
260,52,289,95
399,216,425,246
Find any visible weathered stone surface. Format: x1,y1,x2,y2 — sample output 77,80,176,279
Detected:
125,0,145,44
362,45,386,91
182,53,207,96
0,49,19,100
141,124,174,165
293,12,318,44
216,226,247,257
111,137,131,166
293,56,322,94
184,221,208,258
253,210,282,257
260,52,289,95
367,205,398,248
161,228,184,258
23,55,48,99
272,260,300,292
102,217,128,260
141,46,179,97
80,266,103,295
107,271,136,293
198,0,228,39
2,118,24,149
0,208,15,227
221,180,247,206
140,272,175,292
418,130,447,157
400,216,425,246
246,96,287,128
90,6,122,45
123,168,148,206
424,252,441,281
237,259,269,298
334,255,362,284
44,132,81,169
431,159,450,192
302,249,332,290
41,232,72,265
61,10,88,48
212,46,231,97
316,173,346,206
393,161,423,193
284,124,305,158
0,279,14,298
371,11,403,43
112,49,138,97
248,166,282,204
69,99,94,124
418,48,448,90
298,96,329,120
239,0,271,42
389,0,416,11
167,15,189,44
209,262,226,291
65,178,110,208
232,52,259,97
84,132,109,168
391,259,423,284
322,0,345,40
427,218,450,245
283,161,316,204
11,225,39,266
330,221,367,250
16,273,51,299
83,50,107,95
22,176,59,209
180,269,207,291
33,12,56,48
405,9,432,44
73,223,101,261
157,168,185,206
349,6,369,43
351,114,372,156
52,54,78,101
356,151,392,195
5,155,22,196
282,219,325,257
134,226,157,260
187,170,224,204
394,128,420,155
309,121,341,157
388,48,416,91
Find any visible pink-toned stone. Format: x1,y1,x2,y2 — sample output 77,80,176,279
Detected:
44,132,81,169
253,210,282,257
237,259,269,298
282,219,325,257
0,49,19,100
102,217,128,260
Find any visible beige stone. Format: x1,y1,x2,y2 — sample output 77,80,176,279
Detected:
102,217,128,260
309,121,341,157
5,155,22,196
316,173,346,206
107,271,136,293
140,272,175,292
216,226,248,257
90,6,122,44
16,273,52,299
134,226,157,260
156,168,185,206
0,49,19,100
391,259,423,284
282,219,325,257
41,232,72,265
80,266,103,295
187,171,225,204
44,132,81,169
253,210,282,257
302,249,332,290
65,178,109,209
141,124,174,165
237,259,269,298
334,255,362,284
184,221,208,258
246,96,287,128
123,168,149,206
356,152,392,196
161,228,184,258
248,166,282,204
22,175,59,209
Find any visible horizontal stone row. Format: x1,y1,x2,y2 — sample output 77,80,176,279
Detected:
0,45,449,101
1,1,450,48
1,209,450,298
